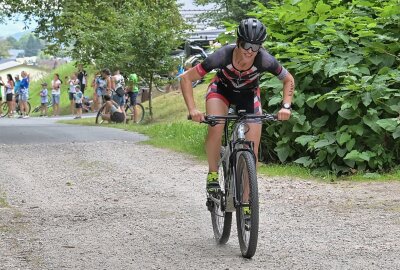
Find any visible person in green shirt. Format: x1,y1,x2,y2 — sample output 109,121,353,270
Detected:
126,73,139,123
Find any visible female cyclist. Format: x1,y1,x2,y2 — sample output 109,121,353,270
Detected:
180,18,295,192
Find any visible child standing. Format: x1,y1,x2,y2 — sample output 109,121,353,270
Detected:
39,82,49,117
74,85,83,119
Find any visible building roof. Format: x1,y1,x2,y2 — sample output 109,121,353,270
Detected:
0,60,23,71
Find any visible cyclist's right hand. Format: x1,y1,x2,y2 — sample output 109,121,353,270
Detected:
189,109,205,122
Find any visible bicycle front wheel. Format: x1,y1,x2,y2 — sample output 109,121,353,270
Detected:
95,104,106,124
125,103,145,123
1,102,9,117
210,147,232,244
236,151,259,258
26,101,31,114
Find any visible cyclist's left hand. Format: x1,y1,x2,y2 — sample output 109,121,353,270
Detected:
277,108,291,121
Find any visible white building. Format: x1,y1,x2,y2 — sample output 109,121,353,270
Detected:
178,0,225,44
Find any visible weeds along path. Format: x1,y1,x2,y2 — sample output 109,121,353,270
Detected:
0,141,399,269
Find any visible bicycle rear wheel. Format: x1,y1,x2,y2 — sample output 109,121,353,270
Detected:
95,104,106,124
125,103,145,123
210,147,232,244
236,151,259,258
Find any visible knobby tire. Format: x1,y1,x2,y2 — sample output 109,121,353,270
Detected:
236,151,259,258
95,104,106,124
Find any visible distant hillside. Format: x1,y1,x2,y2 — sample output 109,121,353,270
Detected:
11,30,31,40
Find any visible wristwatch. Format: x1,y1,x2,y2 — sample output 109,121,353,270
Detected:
281,102,292,110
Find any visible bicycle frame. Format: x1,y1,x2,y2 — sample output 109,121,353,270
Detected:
220,117,257,213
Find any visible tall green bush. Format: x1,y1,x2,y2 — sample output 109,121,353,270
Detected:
250,0,400,174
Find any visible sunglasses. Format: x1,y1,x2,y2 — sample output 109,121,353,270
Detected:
240,41,261,52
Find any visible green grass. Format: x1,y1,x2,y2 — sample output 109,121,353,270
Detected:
60,84,400,182
0,191,9,208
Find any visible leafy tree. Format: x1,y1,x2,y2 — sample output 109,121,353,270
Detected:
194,0,270,25
6,36,18,48
17,33,44,56
0,38,11,58
24,35,42,56
1,0,187,119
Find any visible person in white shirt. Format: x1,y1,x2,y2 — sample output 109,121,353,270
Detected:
67,73,80,116
51,73,62,116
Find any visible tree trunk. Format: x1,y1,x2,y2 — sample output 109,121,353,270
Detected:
149,73,153,120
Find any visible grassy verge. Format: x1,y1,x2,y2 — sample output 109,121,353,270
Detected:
60,85,400,182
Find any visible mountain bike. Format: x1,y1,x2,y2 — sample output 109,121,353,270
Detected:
140,75,169,93
1,95,31,117
95,90,144,124
195,110,277,258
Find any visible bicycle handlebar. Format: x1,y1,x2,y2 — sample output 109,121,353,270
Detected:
188,113,278,126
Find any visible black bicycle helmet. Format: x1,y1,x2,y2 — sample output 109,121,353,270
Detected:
237,18,267,44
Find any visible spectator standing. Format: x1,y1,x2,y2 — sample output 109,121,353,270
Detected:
126,73,139,123
74,85,83,119
14,75,21,115
67,73,80,116
5,74,15,117
39,82,49,117
94,68,112,111
77,64,88,95
51,74,62,117
91,71,100,112
19,71,30,118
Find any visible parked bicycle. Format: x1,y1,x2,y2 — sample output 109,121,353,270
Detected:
184,44,210,88
32,94,52,114
1,95,31,117
95,89,144,124
193,110,277,258
140,75,170,93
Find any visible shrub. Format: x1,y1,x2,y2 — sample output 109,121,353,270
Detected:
250,0,400,174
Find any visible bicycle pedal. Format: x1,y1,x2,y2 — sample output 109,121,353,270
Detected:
206,199,214,212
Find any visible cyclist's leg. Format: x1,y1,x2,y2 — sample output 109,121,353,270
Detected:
205,97,228,173
205,78,230,170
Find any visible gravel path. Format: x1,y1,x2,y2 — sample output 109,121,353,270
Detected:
0,141,399,270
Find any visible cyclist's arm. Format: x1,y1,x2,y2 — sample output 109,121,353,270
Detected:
180,67,204,122
278,72,294,119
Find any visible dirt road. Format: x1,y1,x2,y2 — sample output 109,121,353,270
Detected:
1,139,400,269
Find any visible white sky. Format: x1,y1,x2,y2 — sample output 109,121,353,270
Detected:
177,0,214,9
0,19,36,38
